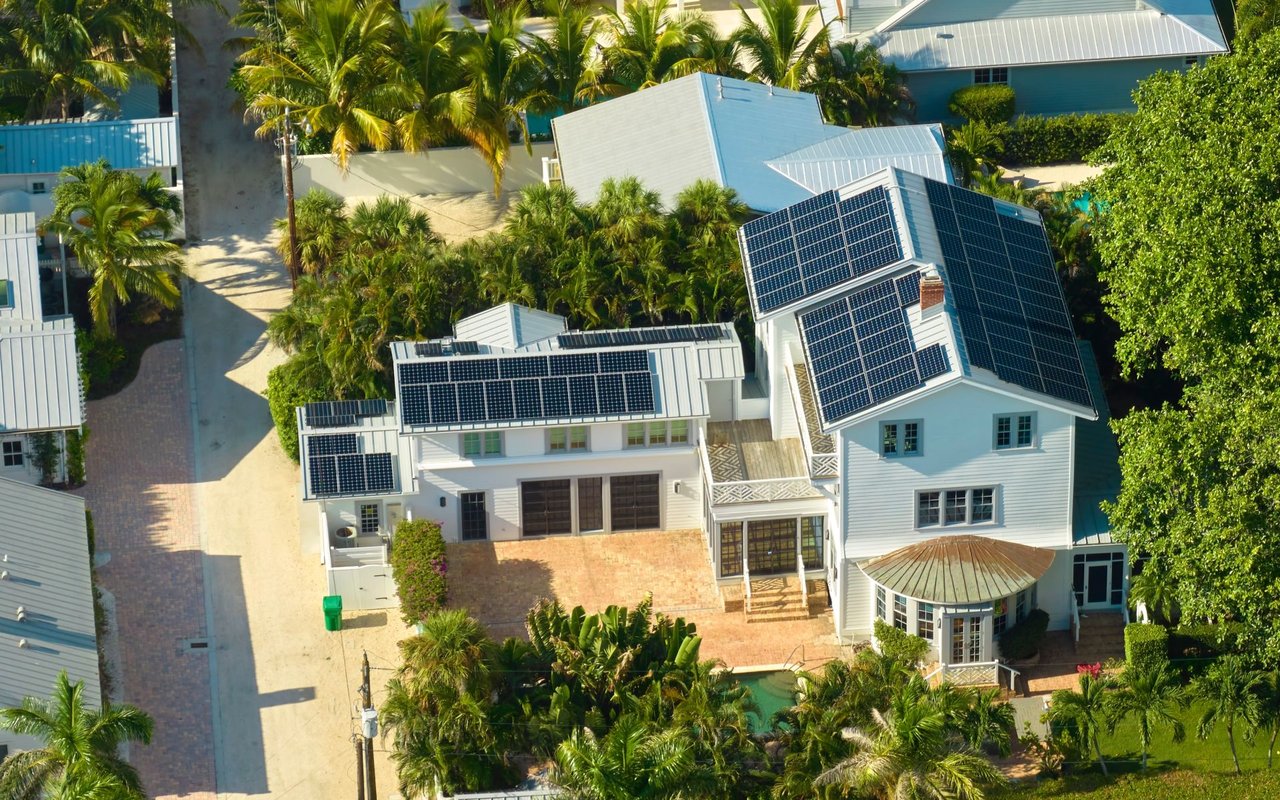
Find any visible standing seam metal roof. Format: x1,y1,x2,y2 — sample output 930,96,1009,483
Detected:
0,117,179,175
0,316,84,432
859,535,1056,604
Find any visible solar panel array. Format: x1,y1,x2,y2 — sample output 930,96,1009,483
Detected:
923,179,1093,409
309,452,395,498
398,351,656,427
740,185,904,316
557,325,727,349
800,276,950,425
304,399,389,428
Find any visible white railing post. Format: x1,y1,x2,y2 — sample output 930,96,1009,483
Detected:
796,548,807,604
1070,592,1081,644
742,554,751,613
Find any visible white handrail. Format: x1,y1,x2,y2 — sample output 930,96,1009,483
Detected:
796,548,808,604
1070,592,1081,644
742,554,751,613
997,661,1021,693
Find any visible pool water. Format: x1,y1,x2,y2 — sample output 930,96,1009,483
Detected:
737,669,797,733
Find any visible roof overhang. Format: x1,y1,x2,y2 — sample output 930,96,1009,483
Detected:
859,535,1056,605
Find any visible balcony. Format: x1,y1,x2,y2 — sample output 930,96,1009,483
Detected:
700,420,823,505
788,362,838,480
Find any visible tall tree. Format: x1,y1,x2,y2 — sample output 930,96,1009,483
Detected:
528,0,602,115
1236,0,1280,43
596,0,698,94
390,3,475,154
807,40,912,126
1048,673,1111,776
45,159,184,336
1106,664,1187,769
554,715,711,800
1093,33,1280,662
1196,656,1263,775
731,0,828,90
0,672,154,800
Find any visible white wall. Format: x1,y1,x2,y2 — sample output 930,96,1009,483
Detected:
842,381,1076,558
293,143,557,200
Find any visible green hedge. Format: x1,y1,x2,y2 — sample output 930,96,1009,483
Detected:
874,619,930,665
998,608,1050,660
1168,622,1246,661
390,519,448,626
1124,623,1169,672
1000,113,1125,165
949,84,1016,124
264,361,331,462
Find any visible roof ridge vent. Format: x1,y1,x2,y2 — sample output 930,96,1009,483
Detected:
16,606,27,622
18,638,28,649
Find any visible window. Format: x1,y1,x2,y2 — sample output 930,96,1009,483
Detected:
626,421,684,448
0,278,10,308
1185,56,1199,66
2,439,22,467
918,488,996,527
800,516,824,570
893,594,908,631
578,477,603,532
917,602,935,640
994,413,1036,449
462,431,502,458
548,426,588,454
875,586,886,621
974,67,1008,84
968,616,983,661
951,617,964,662
719,522,743,577
30,181,46,194
521,479,573,536
609,473,660,531
359,503,380,535
461,492,488,541
881,420,921,457
993,597,1009,636
1016,590,1028,623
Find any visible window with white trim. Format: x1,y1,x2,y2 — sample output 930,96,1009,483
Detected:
625,421,686,448
974,67,1008,84
548,426,588,454
994,413,1036,450
1016,589,1028,623
359,503,380,535
462,431,502,458
881,420,921,457
2,439,22,467
993,597,1009,635
875,585,886,620
670,420,689,444
0,279,11,308
30,181,46,194
917,487,996,527
917,602,935,640
893,594,908,631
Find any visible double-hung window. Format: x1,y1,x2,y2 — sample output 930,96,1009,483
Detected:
917,602,935,640
881,420,921,457
462,431,502,458
993,597,1009,636
892,594,908,631
875,586,886,621
548,426,588,454
974,67,1008,84
2,439,23,467
994,413,1036,450
917,487,996,527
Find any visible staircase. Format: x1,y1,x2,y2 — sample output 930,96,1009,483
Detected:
1074,610,1126,663
722,577,829,623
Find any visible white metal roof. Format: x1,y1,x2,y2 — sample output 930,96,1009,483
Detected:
0,212,42,322
0,478,101,715
0,316,84,432
872,8,1227,71
766,124,953,194
0,117,179,176
296,405,410,502
453,303,567,349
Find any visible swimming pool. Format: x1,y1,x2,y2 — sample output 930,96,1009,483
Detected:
735,668,798,733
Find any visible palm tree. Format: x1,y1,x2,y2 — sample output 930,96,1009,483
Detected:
731,0,828,91
1196,655,1263,775
669,17,746,80
957,687,1016,757
528,0,603,115
1106,664,1186,769
554,715,712,800
0,671,154,800
237,0,401,172
815,679,1004,800
1129,569,1178,625
1257,668,1280,769
947,121,1005,183
808,40,912,126
1048,672,1111,776
390,3,475,154
273,187,351,276
45,160,184,337
669,180,750,323
595,0,699,94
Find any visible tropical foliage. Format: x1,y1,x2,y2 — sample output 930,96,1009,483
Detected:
0,672,154,800
231,0,914,189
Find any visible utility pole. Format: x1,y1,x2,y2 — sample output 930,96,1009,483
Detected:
281,108,301,290
354,735,365,800
360,651,378,800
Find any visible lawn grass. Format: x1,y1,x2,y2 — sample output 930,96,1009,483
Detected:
1095,700,1269,773
998,769,1280,799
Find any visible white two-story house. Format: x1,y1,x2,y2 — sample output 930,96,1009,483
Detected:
295,168,1126,676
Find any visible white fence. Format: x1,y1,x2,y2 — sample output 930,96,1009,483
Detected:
294,142,558,200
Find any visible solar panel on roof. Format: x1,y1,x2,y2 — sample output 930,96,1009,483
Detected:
308,451,398,497
309,456,338,496
452,340,480,355
556,325,727,349
365,453,394,492
415,342,444,357
308,433,358,457
741,185,905,316
923,179,1093,410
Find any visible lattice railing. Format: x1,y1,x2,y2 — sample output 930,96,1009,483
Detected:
710,478,824,506
810,453,838,479
939,662,999,687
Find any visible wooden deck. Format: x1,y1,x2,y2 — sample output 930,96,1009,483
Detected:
792,363,835,455
706,420,807,483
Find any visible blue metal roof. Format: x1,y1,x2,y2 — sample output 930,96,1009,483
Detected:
0,117,179,175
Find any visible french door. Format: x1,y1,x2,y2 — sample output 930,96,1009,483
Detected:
1073,551,1125,609
946,613,989,664
746,519,797,575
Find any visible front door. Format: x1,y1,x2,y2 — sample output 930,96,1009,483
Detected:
1074,551,1125,609
746,519,797,576
946,613,989,665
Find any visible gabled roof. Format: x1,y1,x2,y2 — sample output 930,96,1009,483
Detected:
453,303,567,349
766,124,953,193
0,478,100,713
869,4,1227,72
0,316,84,432
0,117,179,176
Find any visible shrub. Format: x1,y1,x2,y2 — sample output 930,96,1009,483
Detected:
66,426,88,487
1125,623,1170,672
1168,621,1246,661
1001,113,1124,165
264,361,330,462
29,432,61,485
949,84,1016,124
874,619,930,665
76,329,125,397
999,608,1050,660
390,519,448,626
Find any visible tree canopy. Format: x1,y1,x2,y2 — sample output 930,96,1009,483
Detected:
1093,32,1280,662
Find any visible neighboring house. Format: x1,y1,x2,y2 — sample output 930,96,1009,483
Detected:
548,73,952,213
821,0,1228,120
295,168,1128,683
0,477,101,755
0,117,183,243
0,213,84,486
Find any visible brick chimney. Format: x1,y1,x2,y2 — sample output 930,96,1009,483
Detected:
920,270,945,311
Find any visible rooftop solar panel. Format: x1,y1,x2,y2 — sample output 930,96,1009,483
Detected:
307,452,397,498
923,180,1093,410
556,325,727,349
741,185,905,317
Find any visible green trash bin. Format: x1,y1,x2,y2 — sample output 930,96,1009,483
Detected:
323,595,343,631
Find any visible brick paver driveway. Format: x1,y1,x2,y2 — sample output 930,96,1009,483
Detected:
76,341,216,800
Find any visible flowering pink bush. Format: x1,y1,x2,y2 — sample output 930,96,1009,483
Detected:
390,519,448,625
1076,662,1102,680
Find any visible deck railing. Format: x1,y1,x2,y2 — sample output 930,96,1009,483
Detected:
810,453,838,478
925,661,1021,689
709,476,824,505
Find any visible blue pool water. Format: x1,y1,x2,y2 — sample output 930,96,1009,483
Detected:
737,669,797,733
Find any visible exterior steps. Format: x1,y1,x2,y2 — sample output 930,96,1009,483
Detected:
1074,610,1126,663
721,577,829,623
